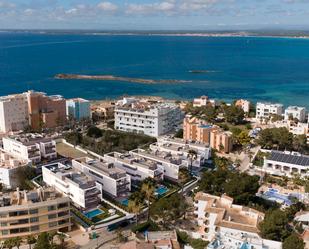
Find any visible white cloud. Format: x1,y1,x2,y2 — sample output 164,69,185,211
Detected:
126,1,176,14
97,2,118,11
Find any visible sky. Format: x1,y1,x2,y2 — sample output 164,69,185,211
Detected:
1,0,309,30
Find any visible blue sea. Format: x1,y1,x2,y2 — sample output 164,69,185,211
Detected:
0,32,309,107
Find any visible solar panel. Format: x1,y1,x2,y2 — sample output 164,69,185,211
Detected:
269,151,309,167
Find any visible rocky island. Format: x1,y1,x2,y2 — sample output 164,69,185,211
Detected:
55,74,189,84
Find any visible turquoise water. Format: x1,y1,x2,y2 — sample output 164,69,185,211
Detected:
120,198,129,206
84,208,103,219
156,186,169,196
0,32,309,107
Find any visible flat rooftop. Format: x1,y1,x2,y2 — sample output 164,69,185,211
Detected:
0,149,29,169
268,151,309,166
6,134,54,146
75,157,127,179
45,162,96,189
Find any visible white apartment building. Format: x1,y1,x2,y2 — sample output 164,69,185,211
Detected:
0,149,30,188
256,102,284,120
287,120,308,136
263,150,309,178
42,162,102,210
0,94,28,133
130,148,188,181
150,137,211,168
3,134,57,164
193,192,282,249
193,96,216,107
284,106,307,122
114,100,183,137
104,152,164,183
72,157,131,198
235,99,250,113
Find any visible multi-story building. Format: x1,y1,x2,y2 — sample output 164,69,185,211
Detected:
26,91,66,130
183,116,216,145
66,98,91,121
0,94,29,133
235,99,250,113
130,149,188,181
0,149,30,188
104,152,164,183
210,129,233,154
193,192,282,249
72,157,131,198
0,188,71,240
193,96,216,107
284,106,307,122
263,150,309,178
256,102,284,120
183,116,233,153
150,137,211,168
42,162,102,210
114,100,183,137
3,134,57,164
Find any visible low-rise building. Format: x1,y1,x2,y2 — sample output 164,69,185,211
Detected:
235,99,250,113
256,102,284,120
104,152,164,183
72,157,131,198
42,162,102,210
3,134,57,164
193,96,216,107
284,106,307,123
193,192,282,249
0,188,71,240
263,151,309,178
150,137,211,168
66,98,91,121
0,149,30,188
0,93,29,133
115,99,183,137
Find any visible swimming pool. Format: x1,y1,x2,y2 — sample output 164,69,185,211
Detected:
120,199,129,206
156,186,169,196
262,189,292,206
84,209,103,219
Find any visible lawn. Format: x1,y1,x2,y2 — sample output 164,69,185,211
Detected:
56,142,89,159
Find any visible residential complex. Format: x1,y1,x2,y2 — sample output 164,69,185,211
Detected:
194,192,282,249
284,106,307,122
0,188,71,240
114,99,183,137
42,162,102,210
66,98,91,121
26,90,66,130
72,157,131,198
0,93,29,133
193,96,216,107
183,116,233,153
256,102,284,120
235,99,250,113
150,137,211,168
104,151,164,182
0,149,30,188
263,150,309,178
3,134,57,164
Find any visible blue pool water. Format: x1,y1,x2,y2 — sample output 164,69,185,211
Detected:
262,189,293,206
156,186,169,196
1,32,309,108
120,199,129,206
84,209,103,219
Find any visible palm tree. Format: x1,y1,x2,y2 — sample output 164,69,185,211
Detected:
141,181,155,221
57,233,66,249
48,231,57,247
178,168,190,195
26,235,37,249
187,149,197,174
11,237,22,249
128,199,142,224
3,239,14,249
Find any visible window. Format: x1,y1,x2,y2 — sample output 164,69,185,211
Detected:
58,203,68,209
1,230,8,235
1,222,7,227
48,205,56,211
49,222,58,228
30,217,39,223
48,214,57,220
29,209,38,214
31,226,39,231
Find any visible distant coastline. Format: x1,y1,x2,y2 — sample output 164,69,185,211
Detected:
55,74,190,85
